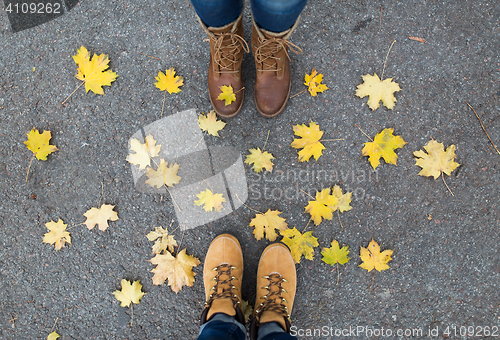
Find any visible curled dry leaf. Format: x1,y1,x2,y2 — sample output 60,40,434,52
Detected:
150,249,200,293
245,148,274,173
126,135,161,170
83,204,119,231
43,219,71,251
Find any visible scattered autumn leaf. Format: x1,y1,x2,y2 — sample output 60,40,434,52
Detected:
194,189,225,212
43,219,71,250
245,148,274,173
147,226,178,254
362,128,406,169
304,188,338,225
241,300,253,323
149,249,200,292
47,331,60,340
291,122,326,162
413,140,460,179
359,239,394,272
145,159,181,188
126,135,161,170
330,185,352,212
217,85,236,106
83,204,119,231
198,110,226,137
304,68,328,96
72,45,118,95
355,73,401,110
24,128,58,161
249,209,288,241
113,279,145,307
155,67,184,94
322,240,350,266
280,227,319,264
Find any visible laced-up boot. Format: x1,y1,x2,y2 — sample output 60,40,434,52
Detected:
201,234,246,325
198,14,249,118
251,19,302,117
250,243,297,339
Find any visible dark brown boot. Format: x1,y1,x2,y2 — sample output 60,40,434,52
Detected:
251,19,302,118
250,243,297,339
198,15,249,118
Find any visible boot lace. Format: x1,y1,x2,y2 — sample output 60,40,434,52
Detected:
254,273,290,322
255,37,302,72
204,263,240,309
212,33,249,75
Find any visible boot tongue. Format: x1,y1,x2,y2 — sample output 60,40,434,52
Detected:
206,299,236,320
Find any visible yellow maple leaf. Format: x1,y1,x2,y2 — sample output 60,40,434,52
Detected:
359,239,393,272
362,128,406,169
304,188,338,225
217,85,236,106
149,249,200,293
43,219,71,251
413,140,460,179
249,209,288,241
321,240,350,266
290,122,326,162
112,279,145,307
145,159,181,188
24,128,58,161
198,110,226,137
147,226,178,254
126,135,161,170
280,227,319,264
355,73,401,110
304,68,329,96
245,148,274,173
330,185,352,212
47,331,60,340
73,46,118,95
194,189,225,212
83,204,119,231
155,67,184,94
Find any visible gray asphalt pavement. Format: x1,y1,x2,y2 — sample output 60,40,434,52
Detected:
0,0,499,339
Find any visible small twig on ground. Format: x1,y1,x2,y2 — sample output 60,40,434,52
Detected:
50,317,59,333
138,51,161,60
8,313,17,328
465,101,500,156
441,173,454,197
381,40,397,80
379,5,383,32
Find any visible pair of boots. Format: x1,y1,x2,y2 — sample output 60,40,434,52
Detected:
198,15,302,118
201,234,296,339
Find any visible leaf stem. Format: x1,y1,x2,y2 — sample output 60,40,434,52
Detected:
465,101,500,156
381,40,397,80
98,181,104,207
289,88,307,99
441,173,454,197
354,124,374,142
370,271,375,292
25,154,35,182
320,138,345,142
336,262,340,285
176,226,186,257
130,304,134,327
61,81,85,106
263,130,270,150
234,193,262,214
337,210,344,228
300,189,315,200
161,90,167,117
301,218,312,233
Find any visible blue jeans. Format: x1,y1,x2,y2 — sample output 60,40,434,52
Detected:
197,314,297,340
190,0,307,32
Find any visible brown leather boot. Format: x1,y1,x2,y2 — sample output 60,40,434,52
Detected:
250,243,297,339
198,15,249,118
201,234,246,325
251,19,302,118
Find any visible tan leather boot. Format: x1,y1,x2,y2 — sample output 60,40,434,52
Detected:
250,243,297,339
201,234,245,324
198,15,249,118
251,19,302,118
